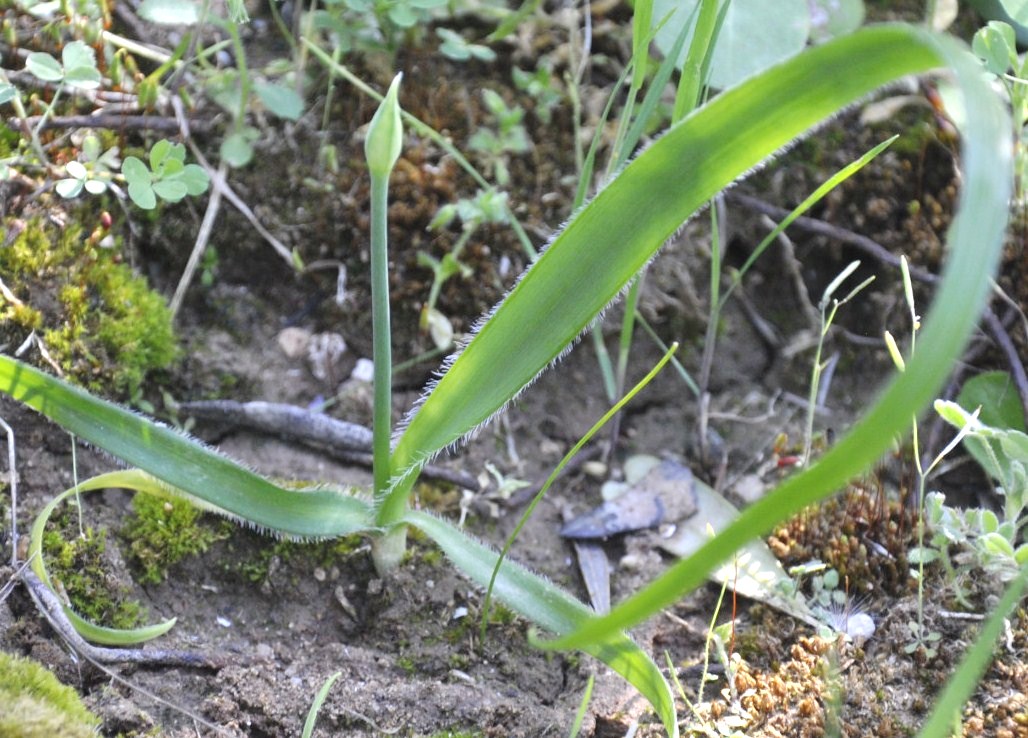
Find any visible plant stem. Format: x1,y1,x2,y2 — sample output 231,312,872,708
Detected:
370,172,392,498
369,169,407,575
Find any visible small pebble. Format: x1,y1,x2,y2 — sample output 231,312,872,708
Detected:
600,480,628,501
351,358,374,382
335,585,358,620
313,567,326,582
277,327,310,358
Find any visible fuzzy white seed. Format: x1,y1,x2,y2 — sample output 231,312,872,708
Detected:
846,612,876,640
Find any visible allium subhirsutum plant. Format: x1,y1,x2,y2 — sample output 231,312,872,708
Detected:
0,22,1017,736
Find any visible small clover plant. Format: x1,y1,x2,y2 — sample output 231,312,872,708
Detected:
121,140,210,210
56,135,121,199
25,40,102,91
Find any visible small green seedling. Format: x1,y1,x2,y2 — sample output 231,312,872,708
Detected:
421,188,511,348
802,260,875,465
21,40,101,161
122,140,210,210
55,134,121,199
436,28,496,62
512,61,563,125
468,89,530,186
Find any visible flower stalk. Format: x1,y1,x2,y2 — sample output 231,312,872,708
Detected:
365,73,406,572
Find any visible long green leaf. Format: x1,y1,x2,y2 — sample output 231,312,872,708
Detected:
29,470,182,645
405,509,678,736
391,25,1009,495
525,28,1012,651
0,358,375,538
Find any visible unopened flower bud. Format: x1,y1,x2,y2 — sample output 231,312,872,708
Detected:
364,73,403,178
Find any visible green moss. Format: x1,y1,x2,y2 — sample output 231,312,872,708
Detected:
488,601,517,626
228,533,366,583
420,548,444,567
122,494,226,584
0,652,101,738
42,521,146,630
396,655,416,675
447,652,470,670
0,217,178,396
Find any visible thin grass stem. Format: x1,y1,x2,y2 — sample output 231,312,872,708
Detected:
479,343,679,638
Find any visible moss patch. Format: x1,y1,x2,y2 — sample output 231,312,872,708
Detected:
42,520,146,630
0,217,178,396
122,493,226,584
0,651,101,738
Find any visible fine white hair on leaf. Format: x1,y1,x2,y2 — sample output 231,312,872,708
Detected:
391,94,868,486
408,509,597,620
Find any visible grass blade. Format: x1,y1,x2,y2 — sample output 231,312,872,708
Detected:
404,508,679,737
302,671,342,738
530,29,1012,652
392,25,986,487
0,357,375,538
723,134,899,307
28,470,184,645
568,674,595,738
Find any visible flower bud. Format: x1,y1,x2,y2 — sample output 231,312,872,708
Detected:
364,73,403,178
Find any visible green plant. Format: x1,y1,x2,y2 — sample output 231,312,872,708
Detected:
802,261,875,465
0,21,1017,738
302,671,341,738
0,652,102,738
923,401,1028,582
133,2,303,169
55,133,121,199
304,0,448,59
436,28,497,62
123,493,225,584
512,61,563,125
0,39,102,173
421,188,511,349
468,89,531,187
880,255,956,657
970,19,1028,201
0,5,219,213
122,140,210,210
24,38,101,106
